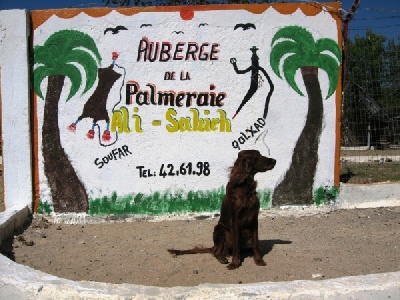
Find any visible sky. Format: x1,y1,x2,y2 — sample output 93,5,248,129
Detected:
0,0,399,40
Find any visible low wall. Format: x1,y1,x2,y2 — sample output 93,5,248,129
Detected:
0,205,30,247
1,202,400,299
0,10,32,212
339,182,400,208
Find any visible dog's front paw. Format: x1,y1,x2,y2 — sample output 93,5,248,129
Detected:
218,257,229,264
227,261,240,270
227,263,240,270
254,258,266,266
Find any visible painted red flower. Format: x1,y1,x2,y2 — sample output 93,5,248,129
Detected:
87,129,95,140
102,130,111,142
67,123,76,133
112,52,119,61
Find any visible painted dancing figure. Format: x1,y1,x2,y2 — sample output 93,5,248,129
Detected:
68,52,122,142
230,46,274,119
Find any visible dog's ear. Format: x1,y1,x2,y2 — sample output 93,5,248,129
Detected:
230,155,253,185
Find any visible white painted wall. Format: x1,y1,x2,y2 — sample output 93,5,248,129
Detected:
0,10,32,210
0,5,397,218
32,5,341,212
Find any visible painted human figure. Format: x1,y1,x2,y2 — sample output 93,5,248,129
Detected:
230,46,274,119
68,52,122,141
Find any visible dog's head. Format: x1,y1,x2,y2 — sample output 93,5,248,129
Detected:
231,150,276,184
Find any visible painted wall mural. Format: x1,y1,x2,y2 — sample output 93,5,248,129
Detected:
32,3,342,214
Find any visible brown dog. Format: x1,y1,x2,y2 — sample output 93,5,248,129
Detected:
168,150,276,269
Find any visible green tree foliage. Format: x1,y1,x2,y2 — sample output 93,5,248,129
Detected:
384,38,400,104
345,30,387,102
342,30,400,146
34,30,101,100
270,25,341,99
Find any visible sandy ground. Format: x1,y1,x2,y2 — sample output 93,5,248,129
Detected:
1,206,399,287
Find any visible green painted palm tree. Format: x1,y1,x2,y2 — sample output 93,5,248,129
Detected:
34,30,101,213
269,26,341,205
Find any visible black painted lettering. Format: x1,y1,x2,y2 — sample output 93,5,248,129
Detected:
198,43,209,60
173,42,185,60
185,42,199,60
210,43,220,60
122,145,132,155
94,158,104,169
160,43,172,62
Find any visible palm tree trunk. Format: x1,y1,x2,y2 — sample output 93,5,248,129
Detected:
273,66,323,205
42,75,89,212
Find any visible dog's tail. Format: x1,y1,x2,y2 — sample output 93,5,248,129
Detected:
167,246,213,256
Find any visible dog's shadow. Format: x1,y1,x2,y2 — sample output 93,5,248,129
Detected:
241,239,292,260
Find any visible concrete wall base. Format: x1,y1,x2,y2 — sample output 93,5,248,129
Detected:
1,203,400,299
1,253,399,299
0,205,30,247
338,183,400,208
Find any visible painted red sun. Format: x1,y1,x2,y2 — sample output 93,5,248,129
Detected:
180,9,194,20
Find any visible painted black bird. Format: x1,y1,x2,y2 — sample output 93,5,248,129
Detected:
234,23,256,31
104,25,128,35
